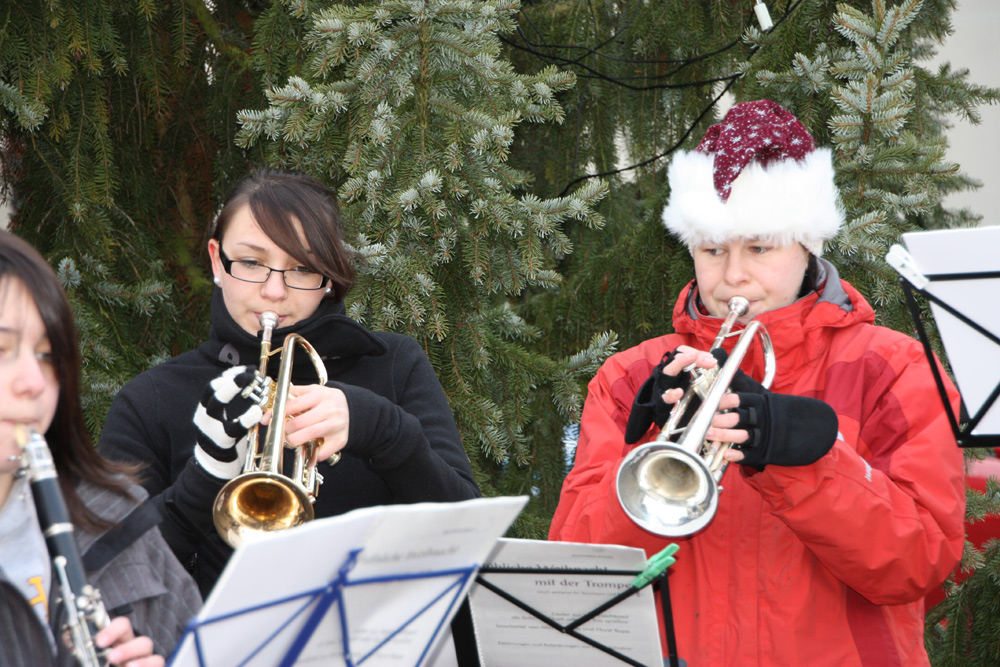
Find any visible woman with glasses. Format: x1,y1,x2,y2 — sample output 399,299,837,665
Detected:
98,168,480,595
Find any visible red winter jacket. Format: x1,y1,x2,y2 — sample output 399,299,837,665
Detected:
549,266,965,666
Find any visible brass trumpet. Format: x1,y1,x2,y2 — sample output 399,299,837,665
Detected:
213,312,339,548
615,297,775,537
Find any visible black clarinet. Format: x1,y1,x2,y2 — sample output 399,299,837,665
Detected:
17,426,111,667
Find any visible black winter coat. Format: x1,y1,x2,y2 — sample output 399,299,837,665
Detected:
98,291,480,595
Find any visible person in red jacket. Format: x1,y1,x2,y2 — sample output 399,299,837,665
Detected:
548,100,966,666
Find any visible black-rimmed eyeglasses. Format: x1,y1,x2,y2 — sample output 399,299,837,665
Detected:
218,248,327,290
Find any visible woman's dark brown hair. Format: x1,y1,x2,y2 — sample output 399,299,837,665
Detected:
0,231,136,531
211,168,356,301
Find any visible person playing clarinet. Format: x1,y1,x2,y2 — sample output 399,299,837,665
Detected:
0,230,200,666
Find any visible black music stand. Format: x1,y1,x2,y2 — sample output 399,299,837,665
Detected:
451,541,680,667
887,228,1000,448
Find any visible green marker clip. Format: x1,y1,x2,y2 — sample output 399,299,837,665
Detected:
631,543,679,589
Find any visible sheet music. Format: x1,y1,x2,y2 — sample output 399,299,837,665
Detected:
168,496,526,667
899,226,1000,435
465,538,663,666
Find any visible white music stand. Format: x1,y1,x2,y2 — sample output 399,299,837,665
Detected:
887,226,1000,447
168,496,526,667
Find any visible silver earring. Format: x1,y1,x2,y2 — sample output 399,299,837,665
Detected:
325,286,332,294
214,276,221,286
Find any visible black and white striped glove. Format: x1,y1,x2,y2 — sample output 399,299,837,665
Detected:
193,365,268,480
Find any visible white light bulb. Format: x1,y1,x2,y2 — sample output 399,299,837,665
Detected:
754,0,774,31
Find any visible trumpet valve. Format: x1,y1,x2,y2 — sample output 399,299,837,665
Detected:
690,366,719,400
241,375,274,406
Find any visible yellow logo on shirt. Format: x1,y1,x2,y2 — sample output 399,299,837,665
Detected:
27,576,47,620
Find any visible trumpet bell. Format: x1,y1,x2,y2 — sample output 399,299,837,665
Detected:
213,472,316,548
615,442,719,537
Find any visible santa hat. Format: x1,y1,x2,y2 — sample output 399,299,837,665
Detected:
661,99,843,256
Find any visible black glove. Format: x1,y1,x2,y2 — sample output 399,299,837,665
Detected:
730,392,838,471
624,351,692,444
708,348,768,396
193,365,268,480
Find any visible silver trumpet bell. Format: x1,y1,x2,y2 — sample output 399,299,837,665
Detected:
615,296,775,537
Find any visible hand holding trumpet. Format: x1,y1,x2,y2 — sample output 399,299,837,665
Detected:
259,382,350,464
644,344,838,471
194,365,265,480
624,345,749,445
192,362,351,475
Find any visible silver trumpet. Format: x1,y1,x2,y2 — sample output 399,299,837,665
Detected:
16,426,111,667
615,296,775,537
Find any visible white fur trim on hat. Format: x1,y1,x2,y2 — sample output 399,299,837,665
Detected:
661,148,843,256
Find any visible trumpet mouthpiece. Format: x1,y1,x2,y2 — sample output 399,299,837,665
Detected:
728,297,750,316
259,311,280,331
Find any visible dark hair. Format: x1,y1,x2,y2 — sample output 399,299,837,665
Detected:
0,231,136,531
212,168,356,301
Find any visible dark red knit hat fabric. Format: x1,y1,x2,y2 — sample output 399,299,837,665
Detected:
695,99,815,201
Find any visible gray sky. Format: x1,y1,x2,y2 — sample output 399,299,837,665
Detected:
934,0,1000,222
